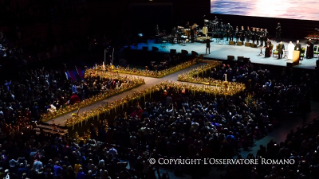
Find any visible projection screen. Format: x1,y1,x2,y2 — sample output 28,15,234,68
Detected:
210,0,319,21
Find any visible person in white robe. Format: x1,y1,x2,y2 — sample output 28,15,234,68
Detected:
288,41,294,60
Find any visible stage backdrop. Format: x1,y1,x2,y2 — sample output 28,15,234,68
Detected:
210,0,319,21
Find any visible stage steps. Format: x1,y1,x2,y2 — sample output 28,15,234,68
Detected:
33,124,68,136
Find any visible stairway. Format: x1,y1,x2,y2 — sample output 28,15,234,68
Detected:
33,123,68,136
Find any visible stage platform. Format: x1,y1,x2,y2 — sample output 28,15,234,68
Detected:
133,39,318,70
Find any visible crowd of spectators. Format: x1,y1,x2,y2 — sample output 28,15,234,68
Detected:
222,118,319,179
210,63,312,118
0,61,316,179
0,82,269,179
0,66,132,132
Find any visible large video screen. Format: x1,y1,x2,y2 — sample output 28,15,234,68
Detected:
210,0,319,21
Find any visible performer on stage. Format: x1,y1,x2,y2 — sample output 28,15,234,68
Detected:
218,22,224,41
251,28,256,45
240,26,245,42
220,22,225,32
171,27,176,36
202,25,208,37
246,26,251,43
224,23,229,41
294,40,302,60
288,41,294,60
295,40,302,51
278,41,285,59
235,26,239,42
227,24,233,41
185,22,190,29
190,26,195,43
225,23,230,41
256,28,260,46
263,29,269,46
220,28,225,41
171,27,177,43
265,38,271,58
155,24,160,43
259,28,264,47
306,39,314,59
155,24,160,35
213,16,219,30
276,22,282,42
206,37,211,54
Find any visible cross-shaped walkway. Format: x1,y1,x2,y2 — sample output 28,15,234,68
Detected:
46,63,210,126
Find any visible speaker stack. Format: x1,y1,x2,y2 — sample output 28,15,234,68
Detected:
181,50,188,55
191,51,198,57
152,47,159,52
243,57,251,64
170,49,176,54
237,56,244,62
227,55,235,61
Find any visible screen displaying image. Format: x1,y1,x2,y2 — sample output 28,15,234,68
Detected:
210,0,319,21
